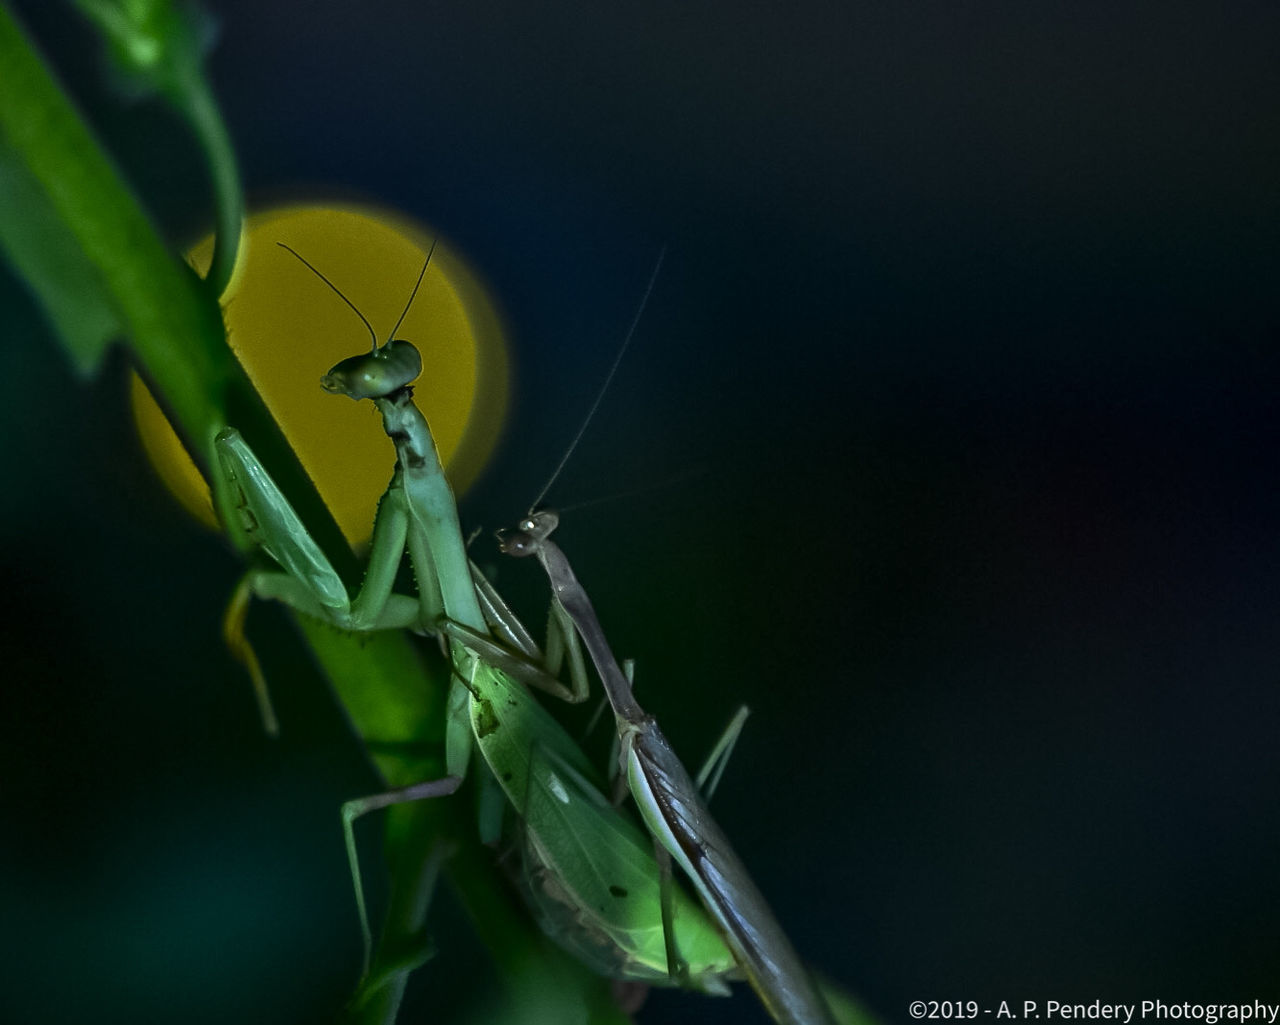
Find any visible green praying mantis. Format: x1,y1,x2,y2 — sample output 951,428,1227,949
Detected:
218,243,739,999
217,242,836,1022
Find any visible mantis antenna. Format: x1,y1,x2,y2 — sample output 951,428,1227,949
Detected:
527,246,667,513
276,239,437,355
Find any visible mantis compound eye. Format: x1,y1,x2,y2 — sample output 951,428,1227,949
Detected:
525,510,560,538
496,510,561,556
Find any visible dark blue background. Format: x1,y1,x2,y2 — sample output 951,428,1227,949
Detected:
2,2,1279,1023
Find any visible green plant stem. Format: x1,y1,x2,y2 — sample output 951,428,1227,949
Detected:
176,56,242,297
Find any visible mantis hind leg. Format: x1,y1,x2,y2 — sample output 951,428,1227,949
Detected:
695,706,750,800
342,775,464,979
653,840,691,984
346,829,452,1011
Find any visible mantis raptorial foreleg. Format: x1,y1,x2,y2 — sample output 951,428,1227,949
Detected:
219,426,576,730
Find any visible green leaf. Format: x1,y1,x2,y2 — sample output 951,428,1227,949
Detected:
0,2,227,449
0,129,120,374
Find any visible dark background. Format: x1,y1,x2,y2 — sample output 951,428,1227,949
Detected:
2,2,1279,1023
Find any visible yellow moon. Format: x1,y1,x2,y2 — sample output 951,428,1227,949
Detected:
131,204,509,547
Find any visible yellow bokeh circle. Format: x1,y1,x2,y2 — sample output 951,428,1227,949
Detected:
131,204,509,547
